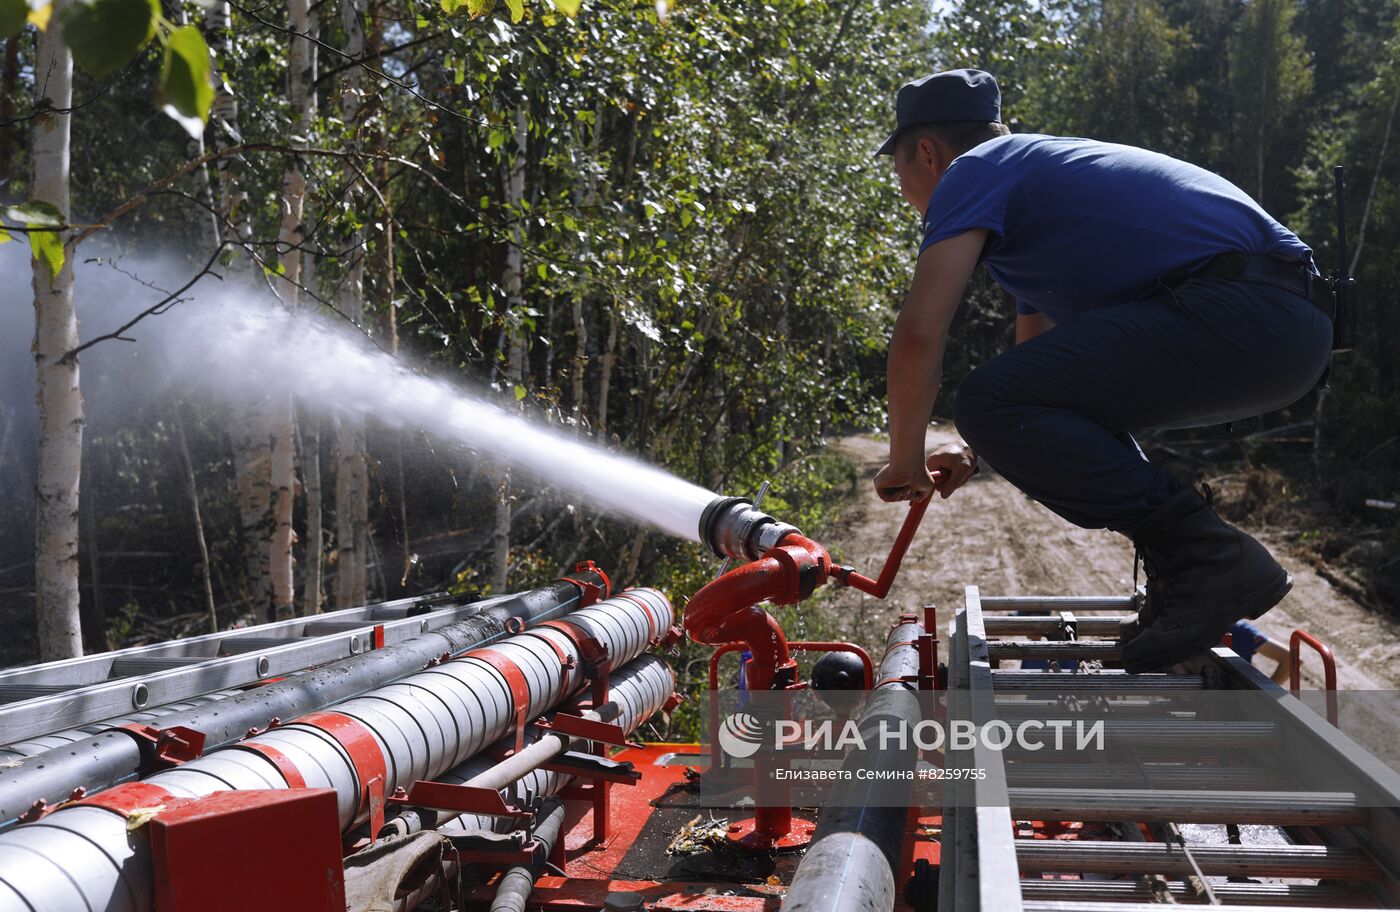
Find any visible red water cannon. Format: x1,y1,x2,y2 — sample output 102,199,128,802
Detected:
686,489,932,849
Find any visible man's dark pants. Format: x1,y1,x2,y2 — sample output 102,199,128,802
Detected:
952,278,1333,535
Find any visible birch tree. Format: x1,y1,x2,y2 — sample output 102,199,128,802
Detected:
200,0,279,618
30,0,83,660
334,0,370,608
265,0,314,620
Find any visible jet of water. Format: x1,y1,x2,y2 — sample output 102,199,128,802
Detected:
167,301,720,544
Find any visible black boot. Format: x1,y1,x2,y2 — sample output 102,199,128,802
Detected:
1120,486,1292,674
1118,543,1165,643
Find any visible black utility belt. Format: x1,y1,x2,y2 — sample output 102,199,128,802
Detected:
1168,252,1336,320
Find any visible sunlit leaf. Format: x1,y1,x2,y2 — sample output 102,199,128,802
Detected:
553,0,581,16
0,227,11,245
5,200,64,227
159,25,215,139
504,0,522,23
465,0,492,17
60,0,155,78
30,229,64,278
26,0,52,29
125,806,164,831
0,0,26,37
513,384,527,401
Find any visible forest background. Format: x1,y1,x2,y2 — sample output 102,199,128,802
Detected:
1,0,1398,715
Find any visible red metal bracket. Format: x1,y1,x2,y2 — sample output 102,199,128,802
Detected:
231,742,307,789
17,786,89,824
73,782,181,819
1289,629,1339,726
469,648,533,752
535,712,635,749
560,560,611,607
121,723,207,768
557,778,615,844
298,711,390,832
537,753,641,785
527,626,578,689
612,588,664,640
372,624,386,650
388,780,531,820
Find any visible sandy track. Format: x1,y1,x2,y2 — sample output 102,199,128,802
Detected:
815,426,1400,693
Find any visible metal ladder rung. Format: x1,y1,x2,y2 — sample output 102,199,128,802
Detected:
984,616,1129,637
997,720,1280,749
1005,763,1292,791
1008,788,1367,826
991,670,1204,691
989,640,1123,661
301,620,382,635
1014,838,1382,879
219,637,313,655
1019,880,1380,906
979,596,1139,612
0,684,80,703
109,656,222,676
992,699,1199,718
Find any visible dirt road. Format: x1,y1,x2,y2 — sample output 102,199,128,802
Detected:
815,426,1400,693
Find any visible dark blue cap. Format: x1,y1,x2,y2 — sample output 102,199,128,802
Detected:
875,69,1001,156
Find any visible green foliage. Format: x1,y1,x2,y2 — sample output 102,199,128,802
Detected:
59,0,155,78
158,25,214,139
4,200,64,226
4,201,66,277
0,0,26,37
30,229,64,277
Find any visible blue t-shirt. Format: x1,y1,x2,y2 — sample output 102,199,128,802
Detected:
919,134,1313,323
1228,620,1268,663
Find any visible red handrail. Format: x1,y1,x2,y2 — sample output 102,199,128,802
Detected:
1289,629,1339,727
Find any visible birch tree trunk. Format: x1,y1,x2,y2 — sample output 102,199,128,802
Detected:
205,0,277,617
31,0,83,660
333,0,370,608
492,103,528,593
301,253,324,615
265,0,314,621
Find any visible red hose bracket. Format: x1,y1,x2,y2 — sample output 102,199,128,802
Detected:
297,711,390,831
121,723,207,769
232,741,308,789
560,560,611,606
468,649,534,753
